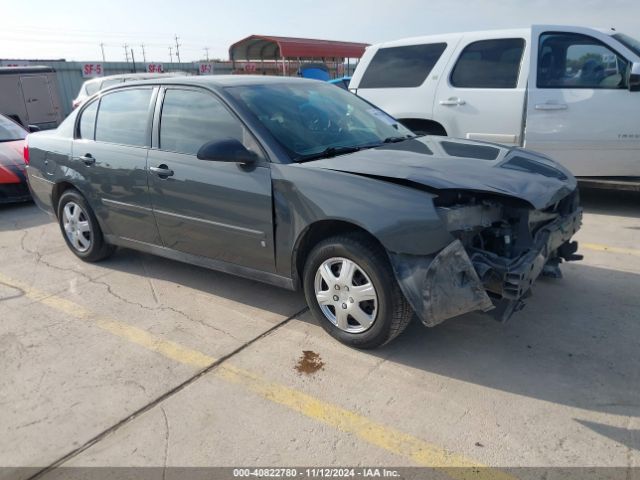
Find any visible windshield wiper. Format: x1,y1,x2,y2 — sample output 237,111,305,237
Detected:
382,135,415,144
295,145,363,162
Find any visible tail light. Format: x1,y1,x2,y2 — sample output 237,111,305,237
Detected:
23,136,30,165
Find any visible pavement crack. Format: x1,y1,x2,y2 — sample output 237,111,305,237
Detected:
0,280,26,302
161,406,170,479
88,277,242,341
26,305,309,480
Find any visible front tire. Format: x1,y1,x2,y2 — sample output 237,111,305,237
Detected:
57,190,115,262
303,233,413,349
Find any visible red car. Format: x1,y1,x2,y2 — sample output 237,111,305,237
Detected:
0,114,31,203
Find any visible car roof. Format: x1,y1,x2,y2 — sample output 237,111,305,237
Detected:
82,72,187,85
104,75,326,90
369,25,616,49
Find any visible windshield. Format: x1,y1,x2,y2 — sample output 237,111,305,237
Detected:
613,33,640,57
0,115,27,142
226,81,414,161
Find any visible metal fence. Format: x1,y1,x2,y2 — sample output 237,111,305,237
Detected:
42,61,233,117
2,58,357,119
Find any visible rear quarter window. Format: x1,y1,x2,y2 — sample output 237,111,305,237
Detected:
450,38,525,88
78,100,99,140
359,43,447,88
84,82,100,96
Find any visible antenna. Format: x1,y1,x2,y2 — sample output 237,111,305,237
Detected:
204,47,210,62
99,42,106,62
168,46,174,63
141,43,147,62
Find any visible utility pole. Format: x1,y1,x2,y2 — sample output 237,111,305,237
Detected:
131,48,137,73
174,35,181,63
123,43,130,64
204,47,210,62
141,43,146,63
99,43,106,62
168,46,174,63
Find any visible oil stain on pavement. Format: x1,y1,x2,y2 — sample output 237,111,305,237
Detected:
295,350,325,375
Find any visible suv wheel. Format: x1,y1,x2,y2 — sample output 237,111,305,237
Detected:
303,233,413,349
57,190,115,262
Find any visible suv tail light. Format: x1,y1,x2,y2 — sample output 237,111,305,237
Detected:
23,136,30,165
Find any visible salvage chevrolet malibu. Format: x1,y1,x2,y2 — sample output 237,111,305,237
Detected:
25,76,582,348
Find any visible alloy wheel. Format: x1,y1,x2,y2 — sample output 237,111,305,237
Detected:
314,257,378,333
62,201,92,253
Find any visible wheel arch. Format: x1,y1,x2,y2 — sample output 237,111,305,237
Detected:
291,219,387,289
398,118,448,136
51,181,79,217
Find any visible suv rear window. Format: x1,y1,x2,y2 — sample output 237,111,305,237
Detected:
359,43,447,88
451,38,525,88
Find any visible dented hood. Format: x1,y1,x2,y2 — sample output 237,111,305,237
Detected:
299,137,577,209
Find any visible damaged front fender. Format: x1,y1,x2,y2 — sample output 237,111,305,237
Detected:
390,240,494,327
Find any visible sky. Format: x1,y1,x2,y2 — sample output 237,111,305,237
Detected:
2,0,639,62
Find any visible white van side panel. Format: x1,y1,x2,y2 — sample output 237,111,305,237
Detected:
0,76,29,125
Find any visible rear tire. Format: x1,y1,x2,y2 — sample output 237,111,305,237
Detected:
303,233,413,349
57,190,115,262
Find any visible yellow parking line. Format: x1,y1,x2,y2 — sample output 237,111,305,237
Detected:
582,243,640,257
0,272,514,480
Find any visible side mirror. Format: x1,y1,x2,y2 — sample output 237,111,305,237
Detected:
196,138,258,165
28,125,41,133
628,62,640,91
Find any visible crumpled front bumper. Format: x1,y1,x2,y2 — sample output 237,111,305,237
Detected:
390,208,583,327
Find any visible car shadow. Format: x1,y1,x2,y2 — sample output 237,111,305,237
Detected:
0,201,53,232
367,262,640,417
574,419,640,451
98,247,306,320
579,187,640,219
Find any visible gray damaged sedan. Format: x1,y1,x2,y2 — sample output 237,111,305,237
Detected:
25,76,582,348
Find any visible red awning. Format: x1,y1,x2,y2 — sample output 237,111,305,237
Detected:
229,35,369,61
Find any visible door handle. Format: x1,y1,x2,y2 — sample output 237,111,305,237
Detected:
79,154,95,165
439,97,466,106
535,103,568,111
149,165,174,178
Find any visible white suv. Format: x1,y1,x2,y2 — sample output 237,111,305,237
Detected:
72,72,186,109
349,26,640,177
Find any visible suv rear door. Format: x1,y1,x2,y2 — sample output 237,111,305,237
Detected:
432,33,528,146
146,86,275,272
525,26,640,176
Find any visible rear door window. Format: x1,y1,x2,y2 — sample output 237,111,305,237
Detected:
359,43,447,88
451,38,525,88
95,89,153,147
